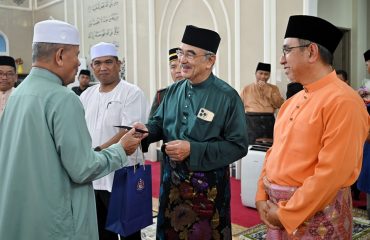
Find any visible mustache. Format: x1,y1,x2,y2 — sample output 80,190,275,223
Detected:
181,64,191,69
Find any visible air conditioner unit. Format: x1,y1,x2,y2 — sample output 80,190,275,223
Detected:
241,145,268,208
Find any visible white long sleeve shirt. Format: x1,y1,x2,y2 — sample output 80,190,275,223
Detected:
0,87,14,119
80,80,149,191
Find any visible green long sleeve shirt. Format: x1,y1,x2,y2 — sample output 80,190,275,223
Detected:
0,67,129,240
145,74,249,171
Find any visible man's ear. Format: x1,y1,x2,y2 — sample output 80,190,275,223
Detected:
117,59,122,66
308,43,319,62
206,55,216,70
55,48,64,66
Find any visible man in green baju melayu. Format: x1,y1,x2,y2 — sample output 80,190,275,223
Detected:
135,25,249,239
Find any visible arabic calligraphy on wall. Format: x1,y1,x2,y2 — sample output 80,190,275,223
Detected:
84,0,122,51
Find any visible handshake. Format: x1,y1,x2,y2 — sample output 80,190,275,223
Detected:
119,123,149,156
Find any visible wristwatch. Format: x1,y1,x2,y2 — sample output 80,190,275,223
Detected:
94,146,102,152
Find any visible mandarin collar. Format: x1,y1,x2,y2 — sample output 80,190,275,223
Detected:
303,71,337,93
186,73,214,89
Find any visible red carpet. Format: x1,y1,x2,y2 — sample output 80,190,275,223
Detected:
146,160,262,228
147,160,160,198
353,192,368,209
230,177,262,227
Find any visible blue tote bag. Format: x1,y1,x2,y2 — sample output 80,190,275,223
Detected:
105,163,153,236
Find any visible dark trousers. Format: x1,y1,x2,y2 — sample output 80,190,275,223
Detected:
95,190,141,240
245,112,275,145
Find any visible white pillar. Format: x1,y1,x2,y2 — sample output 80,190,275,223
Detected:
263,0,277,84
234,0,241,91
122,0,128,81
303,0,318,16
146,0,157,161
131,0,138,85
234,0,241,179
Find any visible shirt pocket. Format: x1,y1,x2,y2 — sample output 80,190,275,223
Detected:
105,101,122,126
187,116,214,141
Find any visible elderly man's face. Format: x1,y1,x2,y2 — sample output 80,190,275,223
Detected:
280,38,310,83
0,65,17,92
178,43,215,83
61,45,80,86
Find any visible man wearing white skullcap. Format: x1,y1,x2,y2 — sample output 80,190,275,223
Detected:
80,42,148,240
0,19,145,240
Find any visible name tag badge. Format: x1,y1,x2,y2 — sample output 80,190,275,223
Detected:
197,108,214,122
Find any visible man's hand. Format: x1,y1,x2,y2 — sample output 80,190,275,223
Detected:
265,200,283,228
255,201,280,230
119,128,144,155
164,140,190,161
258,177,283,229
132,122,149,138
257,80,266,88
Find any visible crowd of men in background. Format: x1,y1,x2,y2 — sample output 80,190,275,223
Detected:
0,15,369,240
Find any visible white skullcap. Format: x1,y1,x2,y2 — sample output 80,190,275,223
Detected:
90,42,118,60
33,20,80,45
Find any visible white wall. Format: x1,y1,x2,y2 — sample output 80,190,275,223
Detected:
0,7,33,72
1,0,369,95
318,0,368,88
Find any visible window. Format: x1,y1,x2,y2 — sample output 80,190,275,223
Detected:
0,32,9,55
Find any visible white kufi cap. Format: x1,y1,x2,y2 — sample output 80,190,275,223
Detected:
90,42,118,60
33,20,80,45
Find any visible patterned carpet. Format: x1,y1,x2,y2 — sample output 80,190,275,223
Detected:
140,200,370,240
239,208,370,240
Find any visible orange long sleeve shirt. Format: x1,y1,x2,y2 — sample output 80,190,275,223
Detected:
240,82,284,113
256,71,369,234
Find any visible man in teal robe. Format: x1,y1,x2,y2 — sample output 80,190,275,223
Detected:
135,25,248,239
0,20,142,240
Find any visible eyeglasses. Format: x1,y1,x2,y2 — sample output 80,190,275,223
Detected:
0,72,16,78
92,59,115,69
282,43,311,56
176,50,213,60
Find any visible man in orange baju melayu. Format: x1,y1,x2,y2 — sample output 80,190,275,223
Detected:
255,15,369,239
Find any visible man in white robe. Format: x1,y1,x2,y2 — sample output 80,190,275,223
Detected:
80,42,149,240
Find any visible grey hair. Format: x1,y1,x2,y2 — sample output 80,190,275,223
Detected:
202,50,216,69
204,50,215,60
298,39,333,65
32,42,71,63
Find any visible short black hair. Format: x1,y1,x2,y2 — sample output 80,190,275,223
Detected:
79,69,91,77
336,69,348,80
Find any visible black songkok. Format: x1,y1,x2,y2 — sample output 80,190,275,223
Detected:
0,56,16,70
169,48,180,62
181,25,221,54
364,50,370,62
79,69,90,76
284,15,343,54
256,62,271,72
